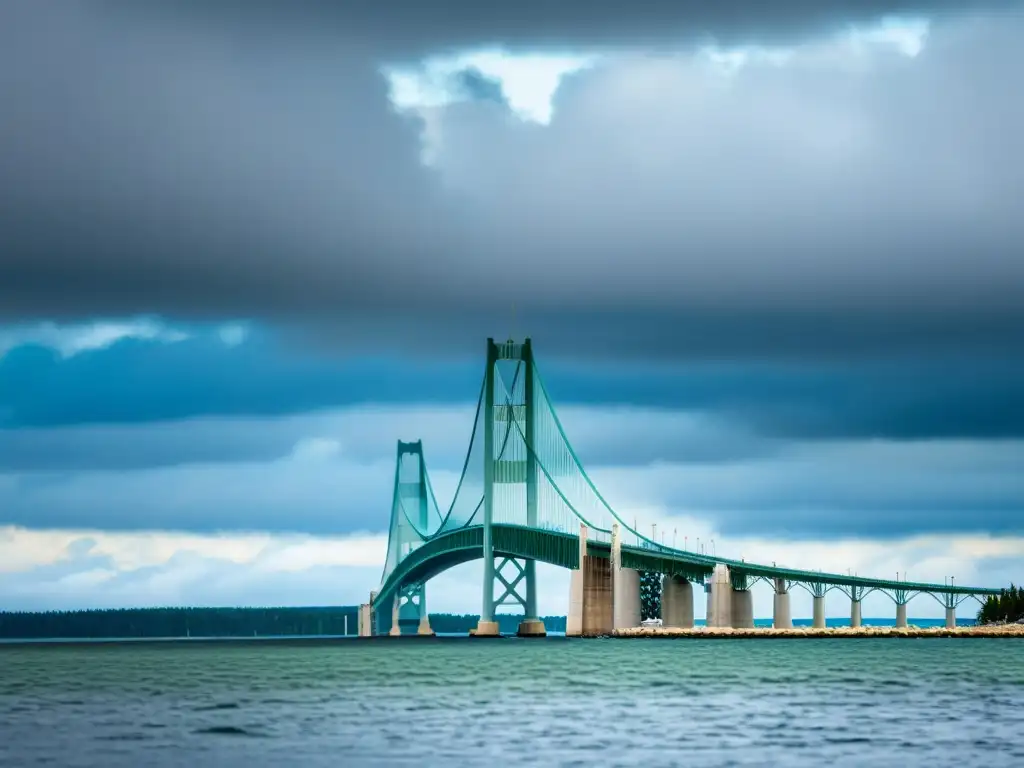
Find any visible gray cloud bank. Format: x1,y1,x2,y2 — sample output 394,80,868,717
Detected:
0,406,1021,538
104,0,1012,55
1,3,1023,361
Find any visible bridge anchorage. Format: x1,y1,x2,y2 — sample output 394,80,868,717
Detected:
357,338,1001,638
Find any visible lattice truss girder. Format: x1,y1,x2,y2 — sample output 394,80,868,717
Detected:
492,557,528,613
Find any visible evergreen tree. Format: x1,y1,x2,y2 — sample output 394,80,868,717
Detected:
976,584,1024,624
639,571,662,620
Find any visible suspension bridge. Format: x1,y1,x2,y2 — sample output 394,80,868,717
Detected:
358,338,1000,637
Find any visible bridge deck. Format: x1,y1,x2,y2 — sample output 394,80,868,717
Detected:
377,524,1000,610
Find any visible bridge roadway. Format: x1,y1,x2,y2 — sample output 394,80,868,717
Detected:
366,521,1000,636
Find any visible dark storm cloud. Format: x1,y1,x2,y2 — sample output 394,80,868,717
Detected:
1,2,1023,362
105,0,1009,55
0,1,459,319
2,429,1020,537
628,440,1024,538
0,336,478,428
1,334,1022,467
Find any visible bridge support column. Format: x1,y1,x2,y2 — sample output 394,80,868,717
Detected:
661,575,694,628
896,602,908,628
583,554,613,636
707,564,733,628
517,617,547,636
389,592,401,636
612,524,641,630
849,584,864,628
945,607,956,629
568,524,614,636
566,524,587,637
772,578,792,629
517,556,546,635
475,340,500,638
582,557,613,635
358,600,372,637
417,586,434,636
731,589,754,629
517,339,545,639
812,594,826,628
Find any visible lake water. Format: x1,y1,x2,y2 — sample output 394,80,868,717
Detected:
1,637,1022,767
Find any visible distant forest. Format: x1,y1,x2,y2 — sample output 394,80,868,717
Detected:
978,586,1024,624
0,607,566,639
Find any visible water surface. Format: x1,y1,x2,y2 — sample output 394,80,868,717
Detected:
1,638,1021,767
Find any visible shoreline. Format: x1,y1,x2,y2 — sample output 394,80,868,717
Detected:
2,624,1022,647
612,624,1024,639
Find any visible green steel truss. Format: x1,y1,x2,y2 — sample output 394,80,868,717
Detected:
493,558,528,613
371,338,1001,631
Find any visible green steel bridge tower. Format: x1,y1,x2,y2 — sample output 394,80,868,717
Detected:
360,338,1000,637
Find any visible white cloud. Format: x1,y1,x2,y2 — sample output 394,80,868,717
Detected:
0,317,188,360
385,14,931,164
385,48,596,125
848,15,930,57
0,524,1014,621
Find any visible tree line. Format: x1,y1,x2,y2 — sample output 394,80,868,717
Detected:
978,585,1024,624
0,607,569,639
0,606,360,639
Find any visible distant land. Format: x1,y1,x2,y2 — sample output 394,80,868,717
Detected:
0,607,982,640
0,607,565,640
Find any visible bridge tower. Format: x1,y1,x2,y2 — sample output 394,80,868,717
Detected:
379,440,433,636
475,338,546,637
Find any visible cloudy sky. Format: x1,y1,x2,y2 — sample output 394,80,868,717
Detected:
1,0,1021,621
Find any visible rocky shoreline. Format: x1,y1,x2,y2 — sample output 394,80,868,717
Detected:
611,624,1024,639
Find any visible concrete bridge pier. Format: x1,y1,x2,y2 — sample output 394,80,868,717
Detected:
850,599,862,629
567,524,615,636
358,600,372,637
813,595,826,628
581,556,613,634
566,524,586,636
731,589,754,629
896,602,908,628
567,570,583,636
773,578,793,629
517,617,547,636
517,554,548,635
611,524,641,630
358,590,378,636
661,575,694,628
707,564,734,628
389,592,402,636
945,607,956,628
417,586,434,636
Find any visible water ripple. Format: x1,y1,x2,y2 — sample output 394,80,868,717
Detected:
0,638,1021,766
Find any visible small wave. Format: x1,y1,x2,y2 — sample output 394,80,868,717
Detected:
193,725,264,737
825,736,872,744
193,702,240,711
